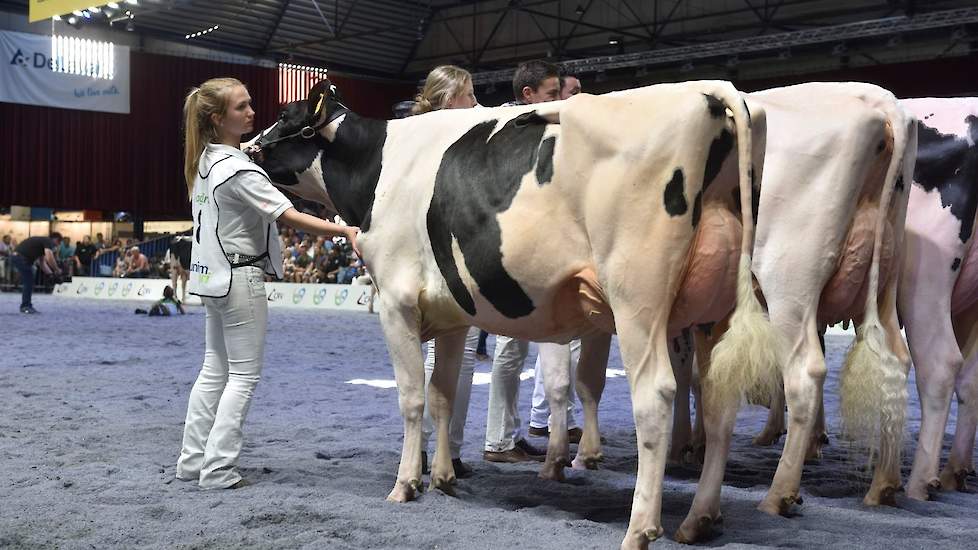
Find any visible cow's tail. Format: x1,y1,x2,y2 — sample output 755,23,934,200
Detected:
702,82,784,410
840,94,910,461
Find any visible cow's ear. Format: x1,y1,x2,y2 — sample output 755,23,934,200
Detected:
308,79,332,123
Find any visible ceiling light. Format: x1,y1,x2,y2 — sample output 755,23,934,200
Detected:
88,6,100,13
72,10,84,16
608,36,621,46
107,2,120,7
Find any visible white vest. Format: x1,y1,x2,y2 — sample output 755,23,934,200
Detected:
188,148,284,298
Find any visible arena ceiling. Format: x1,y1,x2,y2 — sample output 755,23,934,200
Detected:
2,0,976,81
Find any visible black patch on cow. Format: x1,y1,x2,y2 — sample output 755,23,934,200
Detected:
742,98,751,124
895,174,905,193
952,257,962,271
321,113,387,231
697,322,715,337
751,168,761,226
704,129,734,191
876,139,886,154
913,117,978,243
691,190,703,227
427,114,551,318
536,136,556,186
663,168,688,216
704,94,725,119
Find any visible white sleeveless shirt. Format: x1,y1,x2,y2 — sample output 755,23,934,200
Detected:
188,143,291,298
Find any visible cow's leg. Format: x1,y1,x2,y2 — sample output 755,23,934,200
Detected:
940,307,978,491
754,391,786,446
865,282,910,505
758,304,823,516
690,360,705,464
618,315,674,550
379,301,427,503
906,310,962,500
572,332,612,470
676,318,733,544
427,328,467,495
539,342,572,481
669,329,695,466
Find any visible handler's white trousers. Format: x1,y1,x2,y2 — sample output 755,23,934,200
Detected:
421,327,480,459
529,338,581,430
177,267,267,489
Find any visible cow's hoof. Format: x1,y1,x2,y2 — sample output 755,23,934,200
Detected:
752,428,785,447
939,468,971,493
428,475,457,496
758,493,802,516
539,458,569,481
572,454,602,470
620,526,663,550
905,482,932,501
386,479,421,503
804,437,824,463
864,485,899,506
675,513,722,544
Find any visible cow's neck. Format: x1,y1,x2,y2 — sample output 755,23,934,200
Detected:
319,112,387,231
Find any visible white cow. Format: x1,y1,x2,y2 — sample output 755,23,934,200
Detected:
253,78,770,549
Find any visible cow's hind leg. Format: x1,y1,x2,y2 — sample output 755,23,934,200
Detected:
754,391,786,446
539,342,572,481
617,314,675,549
668,329,695,466
940,307,978,491
573,332,612,470
380,301,427,503
427,329,467,495
676,318,733,544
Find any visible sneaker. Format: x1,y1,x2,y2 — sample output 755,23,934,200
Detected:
514,438,546,458
20,306,37,314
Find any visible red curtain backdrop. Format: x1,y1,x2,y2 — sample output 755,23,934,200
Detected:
0,51,414,219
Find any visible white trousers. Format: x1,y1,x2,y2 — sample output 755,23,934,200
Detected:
176,267,267,489
421,327,480,459
484,335,529,452
529,338,580,430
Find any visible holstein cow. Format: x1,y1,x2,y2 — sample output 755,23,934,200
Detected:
664,82,915,543
251,78,772,548
897,98,978,500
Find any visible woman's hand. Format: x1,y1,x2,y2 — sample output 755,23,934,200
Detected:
346,226,362,258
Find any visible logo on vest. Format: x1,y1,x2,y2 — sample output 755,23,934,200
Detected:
312,287,328,305
194,193,209,205
190,261,209,274
292,287,306,304
334,288,349,306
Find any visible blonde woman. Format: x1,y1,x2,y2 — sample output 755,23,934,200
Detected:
410,64,478,115
175,77,358,489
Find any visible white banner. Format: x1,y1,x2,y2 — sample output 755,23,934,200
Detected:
55,277,376,313
0,30,130,114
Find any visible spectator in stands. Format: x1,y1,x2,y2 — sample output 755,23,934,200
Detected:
0,234,12,283
57,236,76,277
96,238,123,260
292,242,313,282
94,233,106,251
559,70,582,100
124,246,150,278
410,64,478,115
11,232,62,314
73,235,97,277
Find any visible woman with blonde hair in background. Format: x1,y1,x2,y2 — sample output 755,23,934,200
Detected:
410,64,478,115
175,77,359,489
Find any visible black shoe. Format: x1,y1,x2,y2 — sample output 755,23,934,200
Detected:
515,438,546,458
452,458,474,478
20,306,37,314
528,426,549,438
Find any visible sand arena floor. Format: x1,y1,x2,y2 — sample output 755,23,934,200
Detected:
2,292,977,549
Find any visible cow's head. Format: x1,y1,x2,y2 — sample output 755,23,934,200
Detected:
248,79,349,214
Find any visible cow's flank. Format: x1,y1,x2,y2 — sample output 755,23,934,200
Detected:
914,116,978,243
426,112,553,318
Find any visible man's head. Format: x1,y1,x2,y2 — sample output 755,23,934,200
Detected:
82,235,92,244
96,233,104,241
63,236,71,245
512,60,561,104
560,71,582,100
3,235,10,244
163,285,174,299
129,246,141,257
50,232,62,246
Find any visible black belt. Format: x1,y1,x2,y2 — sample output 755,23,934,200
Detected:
226,252,267,268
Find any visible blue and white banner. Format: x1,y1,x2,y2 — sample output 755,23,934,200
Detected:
0,30,130,114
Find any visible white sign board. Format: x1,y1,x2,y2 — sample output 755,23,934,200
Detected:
0,30,130,114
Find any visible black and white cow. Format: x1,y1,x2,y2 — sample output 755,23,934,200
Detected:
252,78,771,549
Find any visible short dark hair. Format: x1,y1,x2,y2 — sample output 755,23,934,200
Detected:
558,68,578,89
512,60,560,101
50,232,62,241
163,285,174,298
